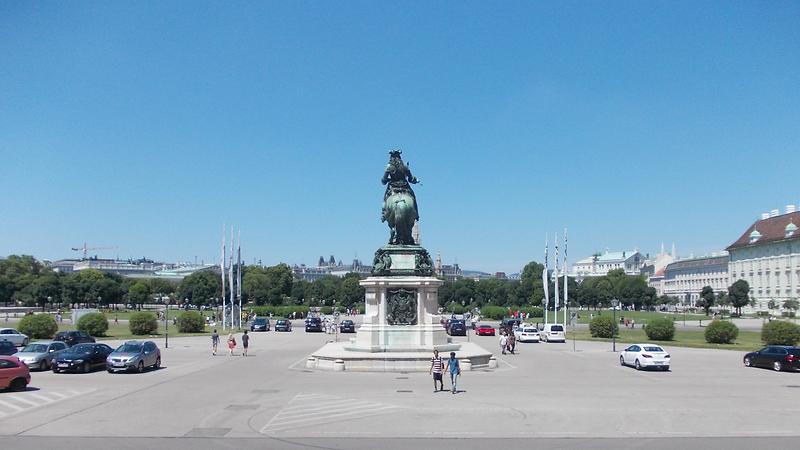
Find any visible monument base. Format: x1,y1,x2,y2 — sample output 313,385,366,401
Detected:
309,341,494,372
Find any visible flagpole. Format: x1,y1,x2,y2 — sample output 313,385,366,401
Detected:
543,234,549,326
563,228,568,327
554,233,560,325
229,225,235,330
237,229,242,329
221,223,226,331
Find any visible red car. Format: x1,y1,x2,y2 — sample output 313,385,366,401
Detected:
476,324,496,336
0,356,31,391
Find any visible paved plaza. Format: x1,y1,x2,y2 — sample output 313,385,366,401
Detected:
1,322,799,449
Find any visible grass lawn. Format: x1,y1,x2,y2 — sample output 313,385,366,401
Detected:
574,310,708,325
53,322,226,342
567,327,763,352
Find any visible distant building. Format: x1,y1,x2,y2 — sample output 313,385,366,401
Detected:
661,254,729,306
727,206,800,312
292,255,371,282
48,257,212,280
572,250,645,282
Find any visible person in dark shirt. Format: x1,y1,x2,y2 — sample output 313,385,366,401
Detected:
241,330,250,357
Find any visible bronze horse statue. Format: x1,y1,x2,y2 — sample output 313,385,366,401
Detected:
381,150,419,245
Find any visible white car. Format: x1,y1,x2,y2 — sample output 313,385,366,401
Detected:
0,328,30,346
540,324,566,343
620,343,671,371
514,327,540,343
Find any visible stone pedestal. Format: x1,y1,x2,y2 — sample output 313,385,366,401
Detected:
345,276,458,353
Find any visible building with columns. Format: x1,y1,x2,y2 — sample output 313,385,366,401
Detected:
727,206,800,312
571,250,644,282
661,254,729,306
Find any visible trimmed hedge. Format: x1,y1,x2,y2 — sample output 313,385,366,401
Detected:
761,320,800,346
250,305,310,318
704,320,738,344
645,317,676,341
479,306,507,320
129,312,158,336
589,315,617,338
77,312,109,337
177,311,205,333
18,314,58,339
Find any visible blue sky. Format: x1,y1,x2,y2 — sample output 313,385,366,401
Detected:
1,1,799,273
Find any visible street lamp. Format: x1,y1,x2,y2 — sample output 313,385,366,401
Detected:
164,296,169,349
611,298,619,352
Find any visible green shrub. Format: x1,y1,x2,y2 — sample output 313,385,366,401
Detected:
177,311,205,333
589,315,617,338
644,317,675,341
320,306,333,315
77,313,109,337
129,312,158,335
18,314,58,339
704,320,738,344
480,306,506,320
761,320,800,346
781,311,797,318
519,306,544,318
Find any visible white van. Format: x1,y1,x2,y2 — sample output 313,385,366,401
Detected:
541,323,566,343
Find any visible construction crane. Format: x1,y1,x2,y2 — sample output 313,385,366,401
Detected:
71,242,118,260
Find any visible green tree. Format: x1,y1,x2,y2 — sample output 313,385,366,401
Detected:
337,273,365,308
177,270,221,305
128,281,151,307
728,279,750,316
697,286,716,316
29,273,62,310
782,299,799,316
290,279,311,305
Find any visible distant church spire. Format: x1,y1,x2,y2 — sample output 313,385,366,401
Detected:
671,242,676,258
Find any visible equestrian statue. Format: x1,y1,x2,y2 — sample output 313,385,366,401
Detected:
381,150,419,245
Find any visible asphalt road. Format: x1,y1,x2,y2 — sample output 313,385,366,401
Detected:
1,323,798,449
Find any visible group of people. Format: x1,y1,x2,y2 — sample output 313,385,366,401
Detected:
498,330,516,355
428,350,461,394
210,329,250,356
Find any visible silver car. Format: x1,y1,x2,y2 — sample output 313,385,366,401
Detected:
0,328,30,346
106,341,161,373
15,341,68,370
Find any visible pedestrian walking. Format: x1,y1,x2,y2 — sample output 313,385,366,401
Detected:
508,333,516,354
211,329,219,355
429,350,444,392
227,332,236,356
445,352,461,394
499,333,508,355
241,330,250,357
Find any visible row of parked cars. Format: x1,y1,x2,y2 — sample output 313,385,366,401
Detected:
250,318,357,333
1,328,163,392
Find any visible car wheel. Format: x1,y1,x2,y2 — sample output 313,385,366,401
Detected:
52,366,59,373
137,361,145,373
154,357,161,369
662,366,670,371
744,357,752,367
773,361,783,372
41,359,49,371
10,378,27,392
83,362,90,373
634,360,641,370
107,369,114,373
620,356,625,366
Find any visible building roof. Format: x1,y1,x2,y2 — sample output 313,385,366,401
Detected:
727,211,800,250
575,250,640,264
664,255,729,273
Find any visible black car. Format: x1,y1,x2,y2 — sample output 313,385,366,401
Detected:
54,330,96,347
250,318,270,332
339,320,356,333
0,340,17,356
448,320,467,336
52,343,113,373
275,319,292,332
744,346,800,372
305,317,323,332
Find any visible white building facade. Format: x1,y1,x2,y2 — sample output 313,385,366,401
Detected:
727,207,800,312
572,250,644,282
661,255,729,306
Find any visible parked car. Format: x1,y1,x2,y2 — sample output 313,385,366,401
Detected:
107,341,161,373
0,356,30,391
15,341,68,371
475,324,495,336
0,328,29,346
620,343,671,371
250,318,270,332
540,323,566,343
305,317,323,332
743,346,800,372
0,341,17,356
499,318,522,332
52,343,114,373
274,319,293,332
339,320,356,333
54,330,95,347
514,326,541,343
448,320,467,336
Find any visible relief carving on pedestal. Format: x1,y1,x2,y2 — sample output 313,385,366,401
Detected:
386,288,417,325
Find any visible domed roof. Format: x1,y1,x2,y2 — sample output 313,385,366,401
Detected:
750,229,762,238
786,222,798,232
